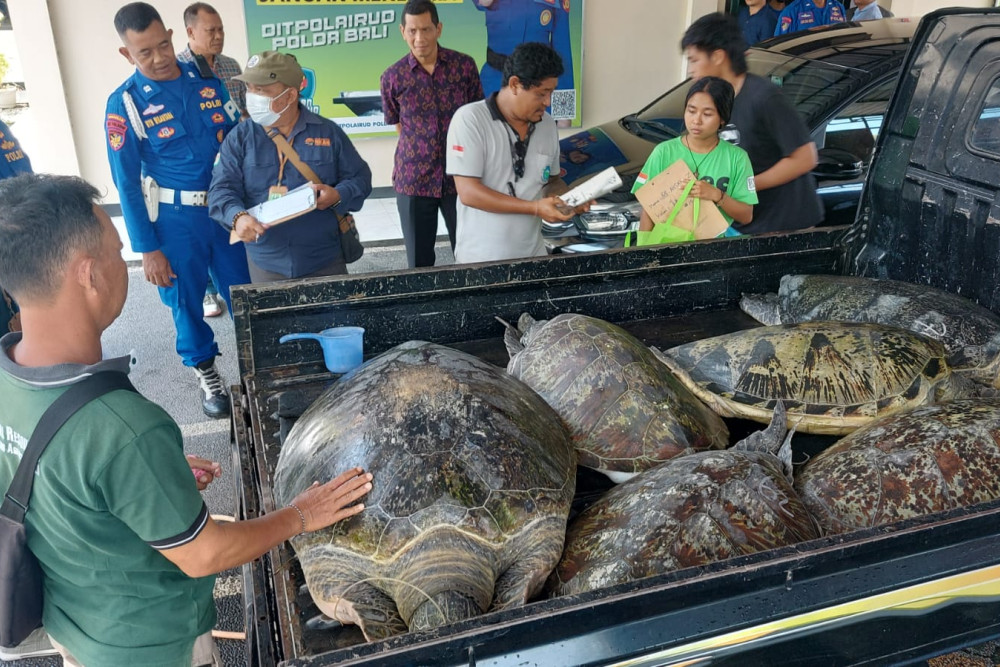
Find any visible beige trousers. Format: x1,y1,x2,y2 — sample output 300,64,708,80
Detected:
49,631,222,667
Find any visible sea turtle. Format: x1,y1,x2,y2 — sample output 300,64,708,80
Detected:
655,322,969,436
502,313,729,483
273,341,577,641
549,404,821,597
740,274,1000,387
795,398,1000,534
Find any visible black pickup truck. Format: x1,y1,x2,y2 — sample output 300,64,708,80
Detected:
230,9,1000,666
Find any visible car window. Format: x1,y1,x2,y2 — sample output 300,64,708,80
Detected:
970,77,1000,156
637,51,865,131
816,77,896,165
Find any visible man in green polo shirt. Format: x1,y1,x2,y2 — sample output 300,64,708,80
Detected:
0,173,372,666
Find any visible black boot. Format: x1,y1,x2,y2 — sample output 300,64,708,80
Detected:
193,360,230,419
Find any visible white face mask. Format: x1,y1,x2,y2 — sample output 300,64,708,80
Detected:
246,88,292,126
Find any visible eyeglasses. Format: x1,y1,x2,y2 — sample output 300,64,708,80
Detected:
512,138,527,181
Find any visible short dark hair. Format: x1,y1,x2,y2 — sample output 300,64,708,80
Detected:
686,76,735,126
0,174,103,301
401,0,438,26
681,13,748,76
183,2,219,27
502,42,564,90
114,2,163,37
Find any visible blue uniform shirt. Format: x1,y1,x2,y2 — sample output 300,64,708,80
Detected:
739,4,779,45
105,61,239,253
775,0,847,36
209,105,373,278
0,119,32,179
474,0,574,97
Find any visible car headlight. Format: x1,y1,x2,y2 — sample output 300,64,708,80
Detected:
575,202,642,237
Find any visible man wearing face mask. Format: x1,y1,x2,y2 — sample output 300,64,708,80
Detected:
105,2,250,419
209,51,373,281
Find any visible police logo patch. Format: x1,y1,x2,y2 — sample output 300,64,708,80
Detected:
563,0,570,11
247,55,260,68
540,9,552,26
1,140,15,151
200,87,217,100
542,165,551,182
212,112,225,124
157,126,175,139
106,113,128,152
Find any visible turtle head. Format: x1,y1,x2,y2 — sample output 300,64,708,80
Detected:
739,292,782,325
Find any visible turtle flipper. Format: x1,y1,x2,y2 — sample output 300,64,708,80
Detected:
496,316,526,360
740,292,782,325
313,581,409,641
491,519,566,610
733,402,795,480
297,545,409,641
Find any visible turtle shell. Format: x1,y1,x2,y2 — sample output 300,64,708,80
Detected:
274,342,576,641
795,398,1000,534
505,313,728,482
740,274,1000,386
659,322,965,436
549,443,820,597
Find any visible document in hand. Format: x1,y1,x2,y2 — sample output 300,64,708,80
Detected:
633,160,729,240
229,183,317,244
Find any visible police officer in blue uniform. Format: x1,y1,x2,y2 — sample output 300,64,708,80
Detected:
774,0,846,36
0,118,30,334
106,2,249,418
473,0,574,99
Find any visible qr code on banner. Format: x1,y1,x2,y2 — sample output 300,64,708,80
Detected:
551,89,576,121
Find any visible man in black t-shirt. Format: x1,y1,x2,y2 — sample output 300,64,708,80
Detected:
681,13,823,234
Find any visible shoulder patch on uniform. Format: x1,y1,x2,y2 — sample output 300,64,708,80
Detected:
106,113,128,152
199,87,217,100
563,0,570,11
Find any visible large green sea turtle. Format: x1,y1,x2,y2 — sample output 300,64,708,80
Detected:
273,341,576,641
795,398,1000,534
549,404,820,597
503,313,729,482
656,322,968,435
740,274,1000,387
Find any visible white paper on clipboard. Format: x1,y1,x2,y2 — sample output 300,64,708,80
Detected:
229,183,317,244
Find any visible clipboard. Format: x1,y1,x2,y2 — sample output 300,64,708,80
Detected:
228,183,317,244
633,160,729,240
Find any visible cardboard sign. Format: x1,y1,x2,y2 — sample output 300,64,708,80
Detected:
634,159,730,240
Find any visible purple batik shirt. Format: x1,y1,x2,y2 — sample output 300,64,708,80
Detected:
381,46,483,198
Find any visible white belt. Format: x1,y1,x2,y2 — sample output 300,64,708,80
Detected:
158,188,208,207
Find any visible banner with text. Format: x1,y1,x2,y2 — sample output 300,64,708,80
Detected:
242,0,584,136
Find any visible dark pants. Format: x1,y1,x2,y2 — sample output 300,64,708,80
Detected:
246,255,347,283
396,193,457,268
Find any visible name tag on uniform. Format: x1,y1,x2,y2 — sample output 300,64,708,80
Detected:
268,185,288,201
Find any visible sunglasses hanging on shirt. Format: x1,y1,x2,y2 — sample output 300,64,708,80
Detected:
505,121,535,182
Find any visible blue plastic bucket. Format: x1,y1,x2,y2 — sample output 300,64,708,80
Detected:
279,326,365,373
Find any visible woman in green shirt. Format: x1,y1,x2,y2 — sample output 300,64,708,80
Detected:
631,77,757,245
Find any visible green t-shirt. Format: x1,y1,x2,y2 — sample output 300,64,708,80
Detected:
631,136,758,245
0,335,215,667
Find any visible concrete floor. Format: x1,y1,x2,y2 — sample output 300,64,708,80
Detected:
1,203,453,667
